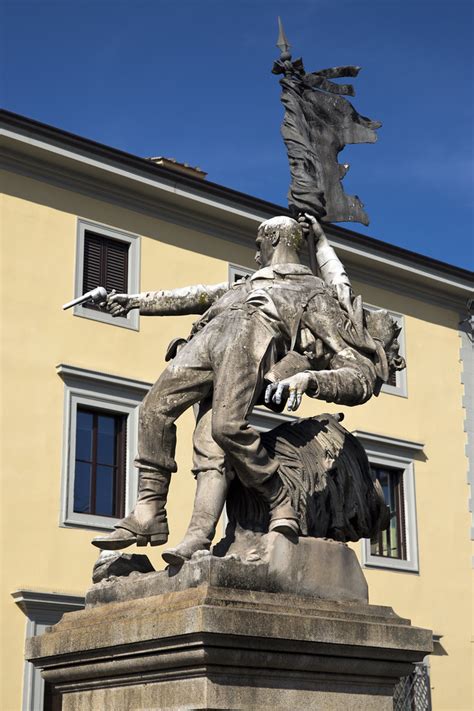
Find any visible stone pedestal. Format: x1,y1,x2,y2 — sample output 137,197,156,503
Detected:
27,544,432,710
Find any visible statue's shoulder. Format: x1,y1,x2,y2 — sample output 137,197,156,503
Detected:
304,280,343,312
308,274,326,288
299,274,330,295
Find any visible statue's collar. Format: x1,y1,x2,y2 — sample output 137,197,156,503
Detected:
250,263,313,280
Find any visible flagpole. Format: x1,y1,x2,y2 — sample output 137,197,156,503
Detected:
274,18,318,275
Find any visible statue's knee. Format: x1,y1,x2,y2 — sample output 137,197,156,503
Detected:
211,421,230,448
211,427,225,449
139,400,168,428
212,419,240,452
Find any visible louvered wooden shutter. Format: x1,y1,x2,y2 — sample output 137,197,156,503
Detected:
83,234,103,294
387,370,397,387
104,239,129,294
83,232,129,308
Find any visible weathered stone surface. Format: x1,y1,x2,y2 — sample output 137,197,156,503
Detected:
267,534,369,602
223,414,389,542
94,216,405,564
87,536,367,607
27,579,432,711
92,550,155,583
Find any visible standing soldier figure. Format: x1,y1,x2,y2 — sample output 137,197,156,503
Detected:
92,215,402,565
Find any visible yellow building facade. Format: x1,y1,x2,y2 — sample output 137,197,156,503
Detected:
1,110,473,710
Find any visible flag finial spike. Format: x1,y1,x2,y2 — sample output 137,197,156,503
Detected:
276,17,291,59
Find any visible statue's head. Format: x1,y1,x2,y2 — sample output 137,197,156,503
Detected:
365,309,406,380
255,216,304,267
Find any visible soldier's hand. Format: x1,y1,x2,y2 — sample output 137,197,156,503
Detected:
105,292,134,317
297,214,311,238
265,372,311,412
335,283,354,314
303,213,325,241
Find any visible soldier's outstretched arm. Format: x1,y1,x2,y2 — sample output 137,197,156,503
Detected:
300,213,353,313
303,347,377,406
105,282,230,318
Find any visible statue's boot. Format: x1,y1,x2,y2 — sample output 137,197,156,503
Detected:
162,470,229,566
91,469,171,550
262,472,300,537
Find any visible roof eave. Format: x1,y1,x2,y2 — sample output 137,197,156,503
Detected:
1,108,472,303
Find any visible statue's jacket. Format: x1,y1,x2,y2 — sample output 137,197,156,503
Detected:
139,263,381,408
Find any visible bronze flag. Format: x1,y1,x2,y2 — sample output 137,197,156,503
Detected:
273,18,381,226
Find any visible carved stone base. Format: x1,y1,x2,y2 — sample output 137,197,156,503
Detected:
27,544,432,710
88,533,369,606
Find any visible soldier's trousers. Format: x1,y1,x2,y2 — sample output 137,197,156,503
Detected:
135,308,281,492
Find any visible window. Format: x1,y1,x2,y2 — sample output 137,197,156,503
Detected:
370,466,406,560
73,219,140,330
73,407,126,519
82,232,129,310
364,303,407,397
354,430,423,573
58,364,152,530
229,263,254,284
12,590,84,711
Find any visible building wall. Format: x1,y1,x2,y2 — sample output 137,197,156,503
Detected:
1,169,471,710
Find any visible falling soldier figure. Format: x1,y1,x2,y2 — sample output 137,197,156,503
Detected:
92,215,402,565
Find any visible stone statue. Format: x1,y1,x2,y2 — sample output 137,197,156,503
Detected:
92,215,404,567
215,412,389,564
37,28,430,711
90,22,405,570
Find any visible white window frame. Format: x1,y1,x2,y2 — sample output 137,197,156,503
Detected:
72,218,141,331
364,302,407,398
249,406,297,433
229,263,255,283
12,590,84,711
57,364,152,531
354,430,423,573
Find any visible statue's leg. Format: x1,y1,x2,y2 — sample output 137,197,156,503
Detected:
162,470,229,566
210,312,299,535
92,337,213,550
162,397,231,565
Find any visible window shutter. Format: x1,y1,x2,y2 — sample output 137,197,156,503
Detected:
397,473,407,559
83,234,104,294
104,239,129,294
82,232,129,310
387,370,397,387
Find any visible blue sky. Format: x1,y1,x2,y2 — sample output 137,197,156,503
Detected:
2,0,473,270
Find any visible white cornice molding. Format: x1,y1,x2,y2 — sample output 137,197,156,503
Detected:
0,134,268,225
0,146,258,249
56,363,153,394
12,589,84,617
2,130,471,308
328,233,471,296
251,406,298,431
352,430,424,454
345,262,467,311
